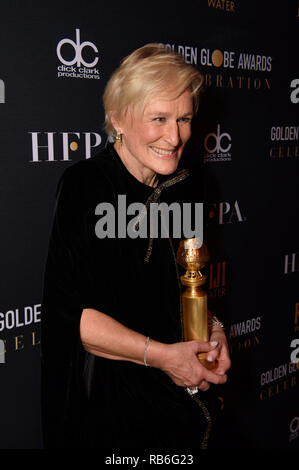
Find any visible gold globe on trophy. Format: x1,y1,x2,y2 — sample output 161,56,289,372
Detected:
177,238,215,371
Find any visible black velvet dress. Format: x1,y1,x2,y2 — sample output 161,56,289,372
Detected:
41,143,216,449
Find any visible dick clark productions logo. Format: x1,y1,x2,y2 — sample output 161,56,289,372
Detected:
204,124,232,162
56,28,100,79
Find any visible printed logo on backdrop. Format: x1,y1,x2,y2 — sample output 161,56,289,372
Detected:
0,79,5,103
269,125,299,159
229,315,262,356
284,252,299,275
289,416,299,442
160,43,272,91
0,339,4,363
56,28,100,80
28,131,102,162
294,302,299,333
290,79,299,103
0,304,41,361
207,0,236,13
259,359,298,401
208,260,227,298
207,200,246,225
204,124,232,162
295,303,299,333
290,338,299,365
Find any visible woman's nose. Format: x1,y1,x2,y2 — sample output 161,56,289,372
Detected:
164,121,181,147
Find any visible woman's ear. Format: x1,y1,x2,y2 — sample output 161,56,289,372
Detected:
110,112,122,135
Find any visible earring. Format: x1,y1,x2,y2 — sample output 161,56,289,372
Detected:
115,131,122,145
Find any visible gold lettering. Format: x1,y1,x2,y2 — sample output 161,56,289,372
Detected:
236,76,244,88
291,376,297,386
227,76,234,88
229,335,260,355
205,74,212,87
260,377,297,400
254,78,261,89
204,73,270,91
208,0,235,11
216,74,223,87
265,78,271,89
268,385,275,398
15,335,24,351
270,146,299,159
260,389,267,400
32,330,40,346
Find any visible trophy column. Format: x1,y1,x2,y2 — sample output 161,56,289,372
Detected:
177,238,215,371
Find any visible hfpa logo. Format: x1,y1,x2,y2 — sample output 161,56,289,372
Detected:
0,79,5,103
207,200,246,224
28,131,102,162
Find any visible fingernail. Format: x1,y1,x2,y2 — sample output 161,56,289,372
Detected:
210,341,218,347
207,355,213,362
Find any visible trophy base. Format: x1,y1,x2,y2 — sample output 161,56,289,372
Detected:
197,352,217,371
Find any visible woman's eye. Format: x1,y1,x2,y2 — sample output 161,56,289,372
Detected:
179,117,192,124
153,117,166,122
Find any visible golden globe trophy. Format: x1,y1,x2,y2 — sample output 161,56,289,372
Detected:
176,238,215,372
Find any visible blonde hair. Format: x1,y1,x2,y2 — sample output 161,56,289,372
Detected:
103,43,204,137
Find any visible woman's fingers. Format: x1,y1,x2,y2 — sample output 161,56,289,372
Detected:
193,340,219,354
198,380,210,391
161,340,228,389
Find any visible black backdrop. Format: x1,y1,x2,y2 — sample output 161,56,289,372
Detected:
0,0,298,449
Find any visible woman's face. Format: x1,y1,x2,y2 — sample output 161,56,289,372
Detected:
113,89,194,186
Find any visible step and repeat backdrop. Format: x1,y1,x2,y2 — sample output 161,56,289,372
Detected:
0,1,298,449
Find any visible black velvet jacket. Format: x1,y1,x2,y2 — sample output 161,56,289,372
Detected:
41,143,214,449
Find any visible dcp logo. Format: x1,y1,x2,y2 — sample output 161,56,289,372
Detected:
57,28,99,68
204,124,232,162
204,124,232,154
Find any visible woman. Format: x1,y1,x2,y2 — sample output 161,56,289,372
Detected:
41,43,231,449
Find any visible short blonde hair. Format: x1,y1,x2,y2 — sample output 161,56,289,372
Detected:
103,43,204,137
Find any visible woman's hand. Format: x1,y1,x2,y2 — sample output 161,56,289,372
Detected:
206,327,231,376
150,340,228,392
80,308,231,393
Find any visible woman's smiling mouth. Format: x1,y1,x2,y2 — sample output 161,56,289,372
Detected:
149,145,178,158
